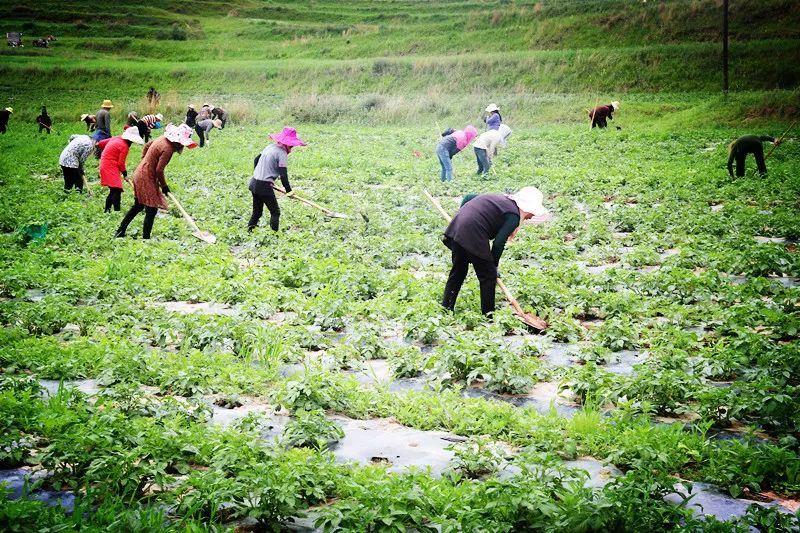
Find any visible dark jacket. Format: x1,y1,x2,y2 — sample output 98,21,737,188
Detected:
589,104,614,121
444,194,520,263
0,110,10,126
185,109,198,127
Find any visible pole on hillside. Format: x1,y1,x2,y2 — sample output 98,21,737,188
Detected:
723,0,729,97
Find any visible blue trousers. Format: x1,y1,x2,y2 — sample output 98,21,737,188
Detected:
436,144,453,182
474,147,491,174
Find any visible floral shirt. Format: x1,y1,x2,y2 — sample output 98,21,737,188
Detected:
58,135,94,170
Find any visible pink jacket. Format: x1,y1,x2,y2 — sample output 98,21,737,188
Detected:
453,125,478,150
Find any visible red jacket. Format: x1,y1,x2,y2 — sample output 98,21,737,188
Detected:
97,137,130,189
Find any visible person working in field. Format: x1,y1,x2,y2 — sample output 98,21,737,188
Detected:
436,125,477,182
727,135,780,178
137,113,163,142
93,99,114,141
589,101,619,129
0,107,13,134
58,134,95,193
81,114,96,132
97,127,144,213
194,118,222,147
248,127,304,232
115,124,197,239
484,103,502,130
185,104,198,128
36,106,52,134
441,187,549,316
473,124,512,175
198,103,212,121
211,105,229,129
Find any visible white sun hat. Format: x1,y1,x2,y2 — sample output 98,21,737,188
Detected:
611,101,620,109
121,126,145,144
510,186,548,216
485,103,499,113
155,113,163,121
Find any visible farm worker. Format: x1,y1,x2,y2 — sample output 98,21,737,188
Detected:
124,112,139,130
97,127,144,213
81,114,96,132
441,187,549,316
484,103,502,130
436,125,477,182
211,106,229,129
58,134,95,192
473,124,512,175
92,99,114,142
589,101,619,129
727,135,779,178
0,107,13,134
198,103,212,121
36,106,52,134
115,124,197,239
185,104,198,128
137,113,163,143
194,118,222,148
248,127,305,232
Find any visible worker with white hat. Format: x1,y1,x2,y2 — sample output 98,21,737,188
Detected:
484,103,502,131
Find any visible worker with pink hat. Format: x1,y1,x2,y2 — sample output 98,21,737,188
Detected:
436,125,477,182
248,127,306,232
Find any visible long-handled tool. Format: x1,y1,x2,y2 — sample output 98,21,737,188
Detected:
167,192,217,243
81,173,93,197
423,190,548,331
38,121,56,134
765,120,797,161
273,185,348,219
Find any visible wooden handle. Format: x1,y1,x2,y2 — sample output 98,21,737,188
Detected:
167,192,201,232
424,190,452,222
274,185,337,216
765,120,797,161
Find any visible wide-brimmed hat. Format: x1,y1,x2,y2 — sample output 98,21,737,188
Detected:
164,123,198,149
80,113,88,121
202,102,211,108
510,187,549,216
212,119,223,129
485,103,499,113
101,99,114,109
121,127,144,145
187,104,195,110
270,127,306,147
5,107,13,113
611,101,620,109
155,113,164,121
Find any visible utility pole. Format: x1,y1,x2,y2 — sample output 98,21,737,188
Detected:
723,0,729,96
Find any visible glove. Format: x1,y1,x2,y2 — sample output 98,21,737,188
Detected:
161,185,170,195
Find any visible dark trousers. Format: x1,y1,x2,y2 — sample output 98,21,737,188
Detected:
442,241,497,315
736,147,767,177
474,147,491,174
116,200,158,239
62,166,83,192
104,187,122,212
591,117,608,129
194,125,207,147
39,124,50,134
248,184,280,231
0,124,6,134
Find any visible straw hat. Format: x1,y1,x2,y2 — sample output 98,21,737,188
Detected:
510,187,548,216
80,114,88,121
270,127,306,147
164,123,198,148
5,107,13,113
202,102,211,108
155,113,163,121
187,104,195,110
611,101,620,110
121,126,144,144
485,103,499,113
101,99,114,109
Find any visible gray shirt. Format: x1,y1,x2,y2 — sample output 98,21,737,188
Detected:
58,135,94,170
196,119,215,138
96,108,111,135
253,143,288,182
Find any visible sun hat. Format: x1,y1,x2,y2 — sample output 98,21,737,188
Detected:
121,126,144,145
155,113,163,121
202,102,211,108
510,186,549,217
485,103,499,113
5,107,13,113
164,123,198,149
270,127,306,147
80,113,88,121
101,99,114,109
212,119,223,129
611,101,620,109
187,104,195,110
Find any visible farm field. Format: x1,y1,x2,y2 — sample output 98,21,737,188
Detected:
2,0,800,531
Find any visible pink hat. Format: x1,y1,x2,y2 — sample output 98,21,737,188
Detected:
270,127,306,147
453,125,478,151
164,123,198,149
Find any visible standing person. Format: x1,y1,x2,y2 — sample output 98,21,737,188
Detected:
93,99,114,141
441,187,548,316
473,124,512,175
115,124,197,239
36,106,52,134
484,104,502,131
194,118,222,147
248,127,305,232
0,107,13,134
198,103,212,121
97,127,144,213
589,101,619,129
211,105,229,129
137,113,163,142
185,104,198,128
58,134,95,192
727,135,780,178
436,125,477,182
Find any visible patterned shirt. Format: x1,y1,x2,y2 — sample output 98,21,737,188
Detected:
58,135,94,169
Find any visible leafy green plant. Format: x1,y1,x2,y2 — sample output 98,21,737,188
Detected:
282,409,345,450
